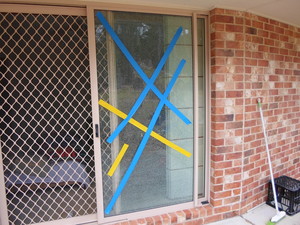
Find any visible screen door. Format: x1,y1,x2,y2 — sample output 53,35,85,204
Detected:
0,9,97,225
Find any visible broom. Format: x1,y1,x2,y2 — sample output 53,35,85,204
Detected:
257,98,286,223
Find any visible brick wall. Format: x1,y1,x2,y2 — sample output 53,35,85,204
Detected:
241,9,300,214
113,8,300,225
210,7,300,219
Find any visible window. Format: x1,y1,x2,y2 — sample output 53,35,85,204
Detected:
0,4,207,225
92,10,207,219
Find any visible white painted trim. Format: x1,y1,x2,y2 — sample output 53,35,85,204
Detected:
0,3,86,16
86,5,105,224
193,14,210,206
86,2,199,16
204,13,211,203
36,214,97,225
192,12,200,207
0,143,9,225
1,1,209,17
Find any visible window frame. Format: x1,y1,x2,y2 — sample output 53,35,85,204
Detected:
87,4,210,224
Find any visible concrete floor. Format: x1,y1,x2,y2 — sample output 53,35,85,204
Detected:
207,204,300,225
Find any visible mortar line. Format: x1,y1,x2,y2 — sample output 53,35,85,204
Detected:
239,10,246,215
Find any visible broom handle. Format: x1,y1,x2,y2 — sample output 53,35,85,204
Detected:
257,98,280,213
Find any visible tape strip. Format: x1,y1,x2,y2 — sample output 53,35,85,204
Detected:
107,144,129,177
99,100,191,157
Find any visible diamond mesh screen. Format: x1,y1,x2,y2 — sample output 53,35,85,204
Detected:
0,12,97,224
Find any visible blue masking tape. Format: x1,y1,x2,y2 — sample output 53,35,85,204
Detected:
107,25,183,143
96,12,191,145
104,59,186,214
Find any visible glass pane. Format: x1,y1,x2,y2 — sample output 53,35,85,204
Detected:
95,11,194,216
197,18,206,197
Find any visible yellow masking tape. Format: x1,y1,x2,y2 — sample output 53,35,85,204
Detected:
99,99,191,157
107,144,129,176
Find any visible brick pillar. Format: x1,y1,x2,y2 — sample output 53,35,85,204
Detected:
210,8,245,217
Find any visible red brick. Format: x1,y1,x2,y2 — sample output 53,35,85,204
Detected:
212,123,225,130
214,24,226,31
235,17,244,25
249,167,260,176
212,106,225,114
153,216,162,225
169,213,177,224
214,15,234,23
245,27,257,35
252,20,263,29
226,91,243,98
235,50,244,57
226,41,243,49
137,219,146,224
214,206,231,214
215,49,234,57
211,8,225,15
252,52,263,59
251,82,263,89
258,30,271,39
145,217,154,225
212,40,225,48
235,33,244,41
294,70,300,75
160,214,170,224
226,121,243,129
211,139,225,146
215,146,233,154
226,153,242,160
270,47,279,54
225,167,242,175
246,59,257,66
226,24,243,32
252,36,263,44
275,26,284,34
212,154,224,161
213,185,224,192
214,161,233,169
212,114,234,122
224,182,241,190
224,196,240,204
264,23,274,31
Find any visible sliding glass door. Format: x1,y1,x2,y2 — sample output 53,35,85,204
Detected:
93,10,204,217
0,5,206,225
